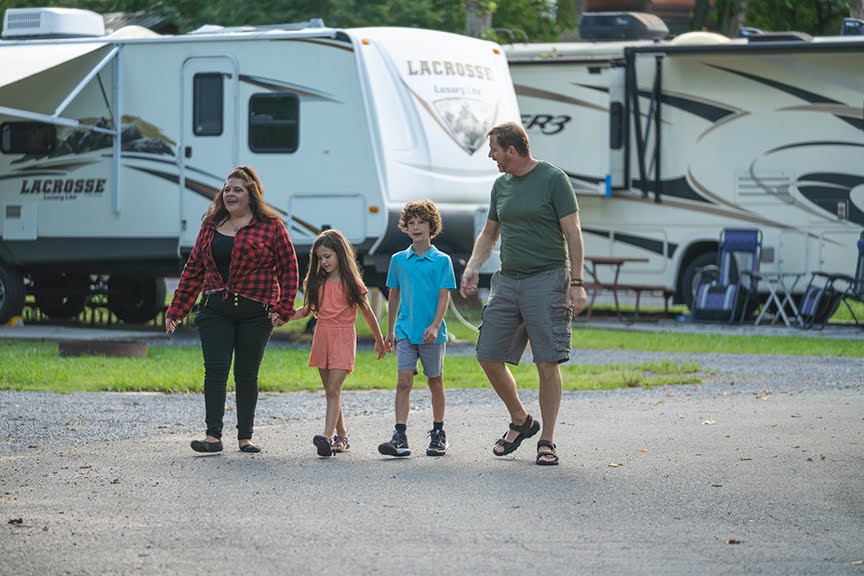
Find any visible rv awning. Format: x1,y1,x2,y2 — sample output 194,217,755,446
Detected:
0,42,106,90
0,42,119,133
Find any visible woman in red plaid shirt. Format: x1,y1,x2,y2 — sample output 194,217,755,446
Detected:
166,166,299,454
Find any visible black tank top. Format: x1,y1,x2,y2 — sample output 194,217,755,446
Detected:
211,232,234,283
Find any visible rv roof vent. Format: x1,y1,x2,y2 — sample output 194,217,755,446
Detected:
669,31,730,46
2,7,106,40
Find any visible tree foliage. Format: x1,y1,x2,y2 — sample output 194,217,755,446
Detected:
1,0,855,39
745,0,852,35
706,0,853,36
0,0,576,40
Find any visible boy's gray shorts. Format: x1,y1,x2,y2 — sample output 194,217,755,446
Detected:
396,339,446,378
476,267,572,365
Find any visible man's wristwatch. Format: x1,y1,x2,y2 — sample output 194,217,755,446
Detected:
569,279,584,287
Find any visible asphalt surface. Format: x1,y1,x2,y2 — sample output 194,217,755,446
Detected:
1,322,863,575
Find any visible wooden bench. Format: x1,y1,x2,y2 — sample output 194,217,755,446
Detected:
615,284,674,317
584,282,673,321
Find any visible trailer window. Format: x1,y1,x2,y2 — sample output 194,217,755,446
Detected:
248,93,299,153
1,122,56,155
193,73,224,136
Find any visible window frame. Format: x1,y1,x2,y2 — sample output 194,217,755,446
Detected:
192,72,224,137
248,92,300,154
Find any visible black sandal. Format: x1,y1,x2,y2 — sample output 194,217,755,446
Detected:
190,439,223,453
536,439,559,466
493,414,540,456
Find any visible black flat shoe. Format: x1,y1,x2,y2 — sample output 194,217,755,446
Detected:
239,444,261,453
191,439,223,453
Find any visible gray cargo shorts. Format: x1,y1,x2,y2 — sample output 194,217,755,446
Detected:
396,339,445,378
476,267,572,365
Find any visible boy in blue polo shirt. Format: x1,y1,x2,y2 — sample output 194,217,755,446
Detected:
378,200,456,457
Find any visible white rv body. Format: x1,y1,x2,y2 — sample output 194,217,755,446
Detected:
505,34,864,306
0,9,519,322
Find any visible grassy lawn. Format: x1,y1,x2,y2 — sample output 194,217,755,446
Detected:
0,340,702,394
2,298,861,393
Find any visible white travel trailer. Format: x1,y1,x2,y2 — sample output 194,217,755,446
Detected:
505,32,864,308
0,7,519,323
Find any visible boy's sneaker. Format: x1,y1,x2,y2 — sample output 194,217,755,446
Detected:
331,434,350,453
378,429,411,457
426,428,449,456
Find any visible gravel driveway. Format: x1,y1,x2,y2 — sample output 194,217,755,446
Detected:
2,344,863,576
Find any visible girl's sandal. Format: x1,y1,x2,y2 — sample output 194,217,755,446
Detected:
536,439,559,466
331,435,350,453
493,414,541,456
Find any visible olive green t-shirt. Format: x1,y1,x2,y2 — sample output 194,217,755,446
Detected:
488,161,579,279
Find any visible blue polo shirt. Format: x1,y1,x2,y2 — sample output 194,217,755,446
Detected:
386,245,456,345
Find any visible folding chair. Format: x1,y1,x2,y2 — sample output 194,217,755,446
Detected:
800,231,863,328
798,272,844,329
692,228,762,323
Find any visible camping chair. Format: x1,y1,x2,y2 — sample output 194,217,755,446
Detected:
800,231,864,328
692,228,762,323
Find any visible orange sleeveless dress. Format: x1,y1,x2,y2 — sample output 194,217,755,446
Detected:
308,279,366,372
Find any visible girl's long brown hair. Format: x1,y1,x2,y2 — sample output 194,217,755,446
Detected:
303,229,366,315
202,165,280,224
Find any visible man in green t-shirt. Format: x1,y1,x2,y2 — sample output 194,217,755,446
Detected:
460,121,587,466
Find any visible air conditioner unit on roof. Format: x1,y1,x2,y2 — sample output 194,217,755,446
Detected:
2,7,105,40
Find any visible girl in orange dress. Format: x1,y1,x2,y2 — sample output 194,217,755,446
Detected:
290,229,386,457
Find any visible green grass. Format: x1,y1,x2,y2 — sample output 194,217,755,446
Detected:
0,340,701,393
5,294,860,393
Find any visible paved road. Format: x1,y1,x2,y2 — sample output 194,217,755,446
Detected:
2,347,863,576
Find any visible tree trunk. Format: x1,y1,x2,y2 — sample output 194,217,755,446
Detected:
720,0,748,38
693,0,711,31
464,2,492,38
852,0,864,20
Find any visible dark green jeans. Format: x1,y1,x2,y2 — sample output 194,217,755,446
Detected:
195,293,273,440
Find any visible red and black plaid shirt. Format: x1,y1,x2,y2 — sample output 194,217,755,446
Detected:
167,216,299,321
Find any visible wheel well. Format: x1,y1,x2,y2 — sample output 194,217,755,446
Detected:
674,241,718,304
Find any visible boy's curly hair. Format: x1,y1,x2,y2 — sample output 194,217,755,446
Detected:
398,199,443,239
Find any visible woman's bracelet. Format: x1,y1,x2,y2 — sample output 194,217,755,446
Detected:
569,279,584,287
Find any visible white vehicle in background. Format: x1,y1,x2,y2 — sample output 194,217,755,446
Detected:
505,31,864,308
0,7,519,323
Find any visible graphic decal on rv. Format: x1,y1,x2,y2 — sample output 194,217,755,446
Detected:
436,98,495,154
396,48,503,155
129,166,318,238
11,116,174,164
516,85,606,110
706,65,864,132
239,75,341,101
568,82,742,125
582,227,678,257
633,88,738,124
797,172,864,226
406,86,496,155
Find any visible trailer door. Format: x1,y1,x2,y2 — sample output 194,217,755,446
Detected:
179,57,237,248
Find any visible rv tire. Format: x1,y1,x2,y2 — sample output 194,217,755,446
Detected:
34,272,90,319
680,252,717,311
0,264,26,324
107,274,166,324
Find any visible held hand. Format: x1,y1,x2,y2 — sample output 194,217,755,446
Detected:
569,286,588,317
166,318,178,334
269,312,286,327
460,268,479,298
384,334,395,354
374,339,386,360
